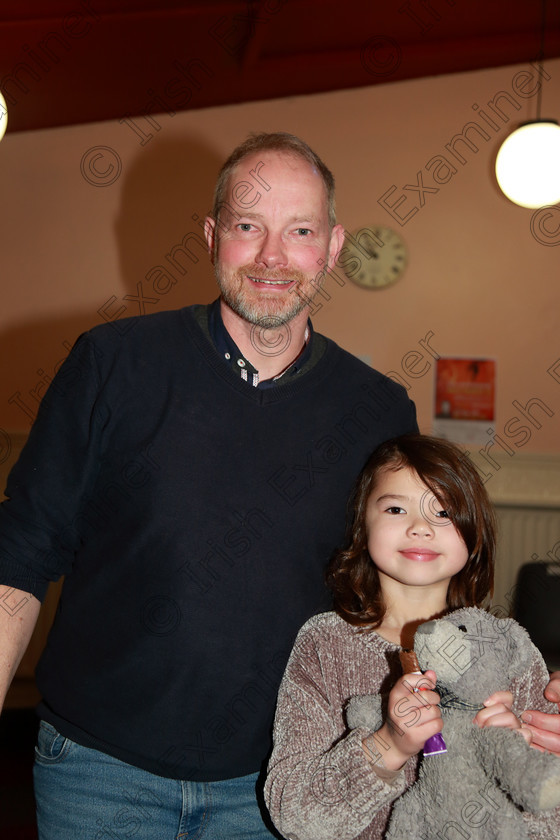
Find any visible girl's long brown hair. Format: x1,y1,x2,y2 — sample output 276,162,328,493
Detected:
327,435,496,630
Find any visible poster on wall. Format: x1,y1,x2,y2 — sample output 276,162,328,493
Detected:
433,357,496,446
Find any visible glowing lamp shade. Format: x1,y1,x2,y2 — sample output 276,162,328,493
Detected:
0,91,7,141
495,120,560,208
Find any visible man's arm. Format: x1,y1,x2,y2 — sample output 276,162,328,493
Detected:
0,585,41,710
521,672,560,755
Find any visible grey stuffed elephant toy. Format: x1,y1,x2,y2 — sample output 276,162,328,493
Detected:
347,607,560,840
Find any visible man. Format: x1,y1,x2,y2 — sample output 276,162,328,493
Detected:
0,133,558,839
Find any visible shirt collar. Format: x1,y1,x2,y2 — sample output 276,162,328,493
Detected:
207,298,313,388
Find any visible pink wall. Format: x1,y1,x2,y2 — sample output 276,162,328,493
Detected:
1,59,559,454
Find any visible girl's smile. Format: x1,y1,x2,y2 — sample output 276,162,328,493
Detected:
399,548,440,562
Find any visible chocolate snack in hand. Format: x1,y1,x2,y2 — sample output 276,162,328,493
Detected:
399,649,421,674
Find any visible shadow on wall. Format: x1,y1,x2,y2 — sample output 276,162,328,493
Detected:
1,136,221,431
113,135,220,320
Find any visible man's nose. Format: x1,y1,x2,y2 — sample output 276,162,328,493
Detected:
255,231,287,267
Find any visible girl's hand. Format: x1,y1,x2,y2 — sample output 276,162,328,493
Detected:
372,670,443,771
474,690,532,745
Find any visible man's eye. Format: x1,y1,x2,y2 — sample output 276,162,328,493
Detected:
238,223,253,232
296,228,311,236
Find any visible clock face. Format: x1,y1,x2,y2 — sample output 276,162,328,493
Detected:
344,225,408,289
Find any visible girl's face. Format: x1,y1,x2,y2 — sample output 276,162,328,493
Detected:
365,466,469,593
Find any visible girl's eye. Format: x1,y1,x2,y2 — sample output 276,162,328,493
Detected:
386,506,405,515
435,509,449,518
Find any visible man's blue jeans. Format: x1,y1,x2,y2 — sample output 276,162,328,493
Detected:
33,721,281,839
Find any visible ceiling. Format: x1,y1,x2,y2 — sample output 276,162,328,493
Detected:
1,1,560,134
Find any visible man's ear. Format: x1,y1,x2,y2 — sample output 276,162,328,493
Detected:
327,223,345,270
204,216,217,263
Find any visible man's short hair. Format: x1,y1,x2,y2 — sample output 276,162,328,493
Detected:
211,132,337,229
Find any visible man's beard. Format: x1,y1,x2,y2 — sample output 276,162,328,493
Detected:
215,261,320,328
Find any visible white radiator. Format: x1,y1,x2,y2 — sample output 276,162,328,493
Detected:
477,451,560,619
492,506,560,617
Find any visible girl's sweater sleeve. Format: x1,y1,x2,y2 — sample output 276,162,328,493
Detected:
264,620,410,840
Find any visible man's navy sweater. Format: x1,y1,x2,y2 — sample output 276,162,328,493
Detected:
0,305,417,780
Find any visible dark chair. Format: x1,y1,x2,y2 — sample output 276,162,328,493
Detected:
513,562,560,672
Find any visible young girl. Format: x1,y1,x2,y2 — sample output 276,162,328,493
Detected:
264,434,559,840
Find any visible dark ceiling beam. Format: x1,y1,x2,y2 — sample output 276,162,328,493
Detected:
1,1,559,133
241,0,269,70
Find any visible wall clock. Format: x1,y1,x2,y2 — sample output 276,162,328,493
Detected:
344,225,408,289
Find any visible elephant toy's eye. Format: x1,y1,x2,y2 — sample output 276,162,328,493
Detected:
457,625,467,632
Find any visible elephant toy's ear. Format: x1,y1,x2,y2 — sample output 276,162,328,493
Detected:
500,617,536,678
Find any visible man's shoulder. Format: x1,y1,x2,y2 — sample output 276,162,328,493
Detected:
316,332,410,399
79,305,201,355
91,305,195,338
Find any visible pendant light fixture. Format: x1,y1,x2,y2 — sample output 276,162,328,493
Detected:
495,0,560,208
0,91,7,142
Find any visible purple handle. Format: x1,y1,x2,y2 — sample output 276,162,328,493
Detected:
423,732,447,756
